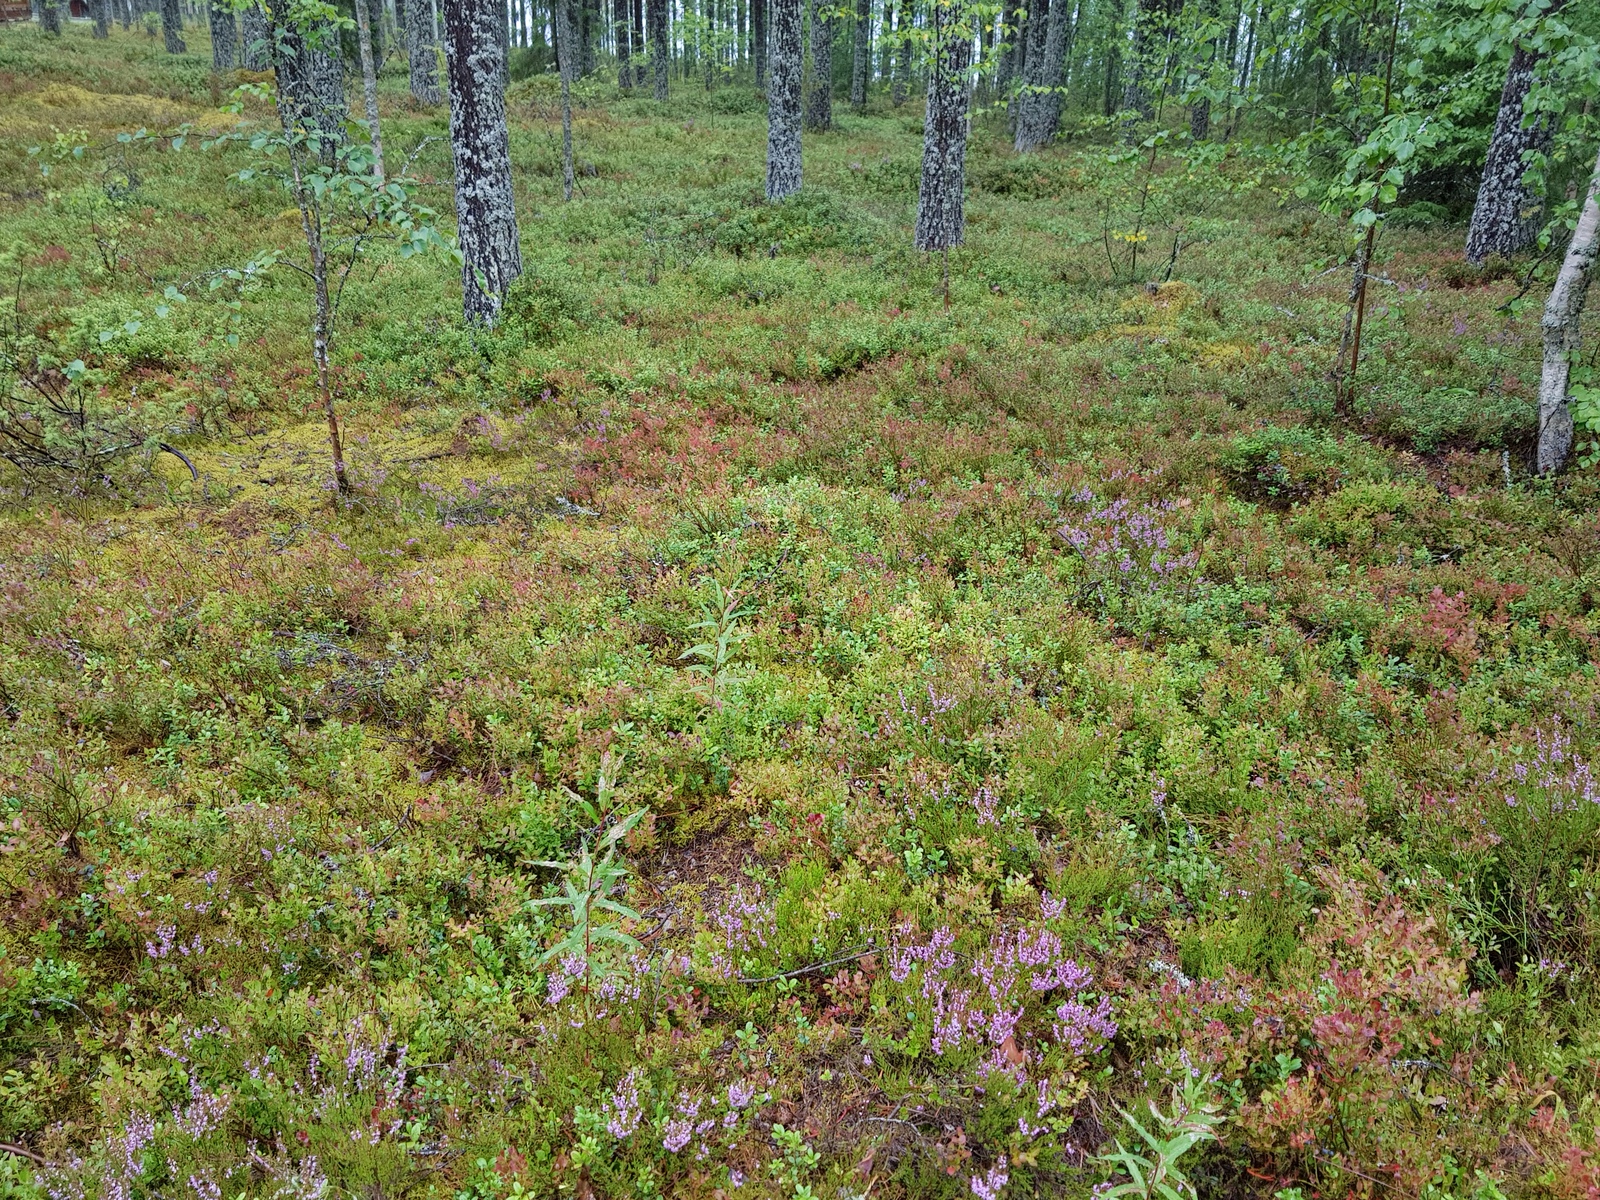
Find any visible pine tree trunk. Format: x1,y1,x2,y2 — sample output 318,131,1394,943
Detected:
914,0,970,255
1013,0,1070,151
579,0,595,73
354,0,385,181
161,0,185,50
752,0,766,86
891,0,909,104
273,14,347,156
803,0,831,129
92,0,110,38
766,0,802,198
1535,148,1600,474
41,0,61,33
242,3,270,68
1120,0,1154,134
995,0,1017,93
557,0,577,199
617,0,632,85
632,0,646,83
408,0,442,100
849,0,869,110
209,2,236,66
441,0,524,322
1466,33,1559,264
648,0,668,97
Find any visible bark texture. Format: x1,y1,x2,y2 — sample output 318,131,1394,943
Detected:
210,3,237,67
995,0,1017,93
1013,0,1071,151
441,0,523,323
1536,149,1600,474
765,0,802,199
407,0,442,101
914,0,970,253
161,0,186,52
616,0,632,87
632,0,646,85
647,0,668,99
1467,35,1558,264
354,0,384,181
752,0,767,87
849,0,869,110
273,15,348,155
804,0,832,130
556,0,576,200
242,4,271,69
40,0,61,34
92,0,110,39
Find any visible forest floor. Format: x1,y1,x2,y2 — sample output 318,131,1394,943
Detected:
3,19,1600,1200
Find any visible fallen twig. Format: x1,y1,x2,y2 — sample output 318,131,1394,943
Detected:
738,945,877,985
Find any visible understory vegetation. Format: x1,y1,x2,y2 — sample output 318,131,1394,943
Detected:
6,20,1600,1200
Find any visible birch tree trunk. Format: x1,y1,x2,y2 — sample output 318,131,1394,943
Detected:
914,0,970,256
766,0,802,198
1466,26,1560,264
354,0,386,182
804,0,832,130
209,2,237,66
441,0,524,322
849,0,869,110
648,0,668,98
161,0,186,51
1536,148,1600,475
556,0,577,200
242,3,270,68
1013,0,1070,151
407,0,442,101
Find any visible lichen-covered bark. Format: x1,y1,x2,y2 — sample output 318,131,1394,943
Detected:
272,12,348,156
407,0,442,101
91,0,109,39
804,0,832,130
849,0,869,110
766,0,802,199
210,3,238,67
1013,0,1071,151
914,0,970,252
161,0,186,52
1467,29,1560,264
752,0,767,87
1536,148,1600,474
647,0,668,99
40,0,61,35
242,4,271,69
441,0,523,323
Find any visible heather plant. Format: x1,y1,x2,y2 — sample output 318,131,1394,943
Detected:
7,16,1600,1200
